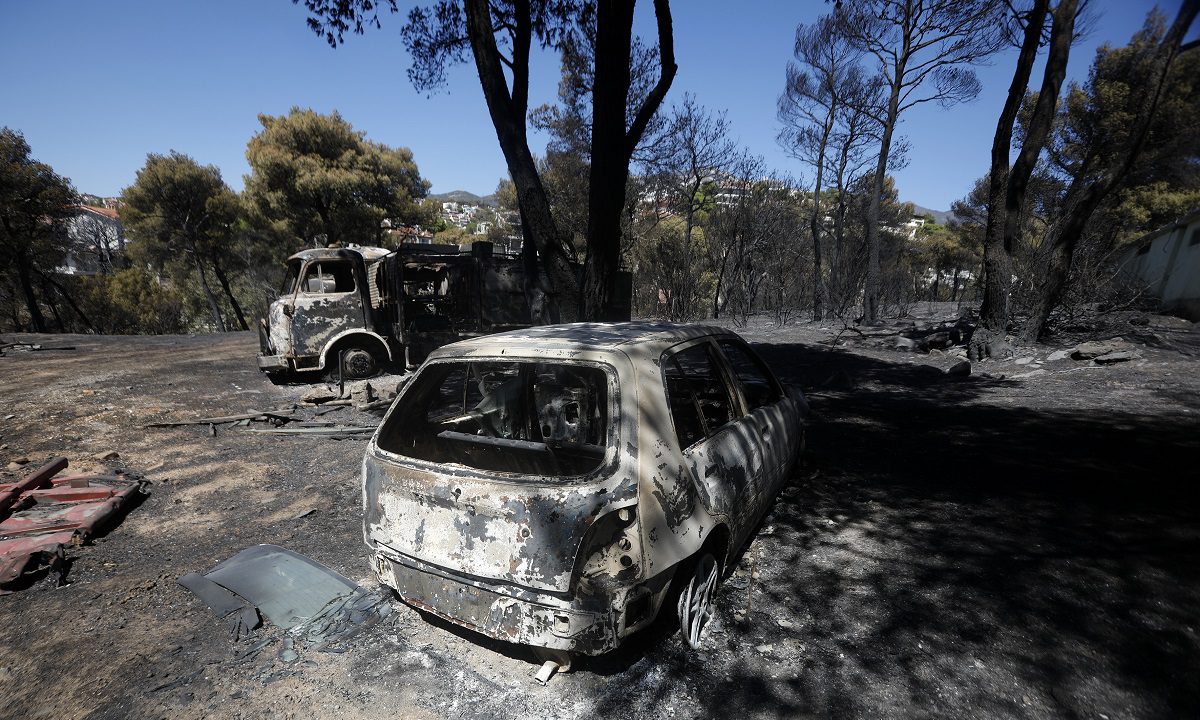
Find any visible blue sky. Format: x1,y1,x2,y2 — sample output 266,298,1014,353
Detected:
3,0,1191,211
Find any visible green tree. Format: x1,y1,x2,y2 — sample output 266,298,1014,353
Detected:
1109,181,1200,244
914,221,976,301
433,225,474,245
121,151,247,330
78,267,185,334
0,128,79,332
244,107,432,249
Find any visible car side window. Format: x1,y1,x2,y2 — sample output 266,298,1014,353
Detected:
663,342,736,450
301,262,356,294
718,339,782,411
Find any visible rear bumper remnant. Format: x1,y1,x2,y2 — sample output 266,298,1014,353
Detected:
374,550,618,654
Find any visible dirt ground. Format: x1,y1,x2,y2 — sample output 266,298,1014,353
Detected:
2,308,1199,720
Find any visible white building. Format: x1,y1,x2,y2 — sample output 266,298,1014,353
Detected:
1118,208,1200,320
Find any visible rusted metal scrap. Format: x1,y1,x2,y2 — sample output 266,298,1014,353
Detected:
0,457,149,592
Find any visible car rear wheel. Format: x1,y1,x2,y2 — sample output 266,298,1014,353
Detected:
676,552,719,649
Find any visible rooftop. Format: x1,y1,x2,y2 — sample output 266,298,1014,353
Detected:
436,321,731,355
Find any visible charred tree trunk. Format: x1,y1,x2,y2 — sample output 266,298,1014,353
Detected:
809,110,834,321
831,151,850,317
465,0,578,322
979,0,1049,332
712,243,731,319
582,0,676,321
864,76,901,324
35,268,95,332
582,1,635,322
211,257,250,330
42,275,65,331
14,248,46,333
192,251,226,331
519,211,548,324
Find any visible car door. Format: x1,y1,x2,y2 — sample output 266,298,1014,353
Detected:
290,259,366,358
662,339,769,532
715,338,798,497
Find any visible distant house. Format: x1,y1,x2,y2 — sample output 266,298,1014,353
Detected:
387,225,435,245
880,215,926,241
58,205,126,275
1118,208,1200,320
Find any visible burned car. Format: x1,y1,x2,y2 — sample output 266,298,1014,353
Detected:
363,322,807,657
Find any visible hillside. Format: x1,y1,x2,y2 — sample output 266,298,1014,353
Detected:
428,189,499,207
910,203,956,225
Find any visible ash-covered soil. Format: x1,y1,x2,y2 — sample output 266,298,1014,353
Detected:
1,309,1198,720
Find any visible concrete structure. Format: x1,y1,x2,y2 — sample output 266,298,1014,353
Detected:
57,206,125,275
1118,208,1200,320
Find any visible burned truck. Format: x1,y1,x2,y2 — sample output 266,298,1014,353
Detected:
258,241,625,379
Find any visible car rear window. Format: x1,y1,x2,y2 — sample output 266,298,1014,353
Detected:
376,360,612,478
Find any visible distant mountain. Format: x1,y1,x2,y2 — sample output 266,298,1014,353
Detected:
910,204,957,226
429,190,499,207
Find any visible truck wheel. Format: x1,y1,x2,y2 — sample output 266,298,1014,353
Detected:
333,345,380,380
676,552,719,649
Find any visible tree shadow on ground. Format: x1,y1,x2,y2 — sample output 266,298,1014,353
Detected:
586,342,1200,719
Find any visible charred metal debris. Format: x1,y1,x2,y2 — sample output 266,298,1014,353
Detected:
0,456,149,592
0,339,76,356
145,376,409,440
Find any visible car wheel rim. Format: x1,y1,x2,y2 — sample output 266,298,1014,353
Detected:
342,348,376,379
677,553,718,649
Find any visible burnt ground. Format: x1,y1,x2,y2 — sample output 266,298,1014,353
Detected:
1,309,1199,720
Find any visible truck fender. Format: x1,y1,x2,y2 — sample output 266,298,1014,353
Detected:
317,329,394,370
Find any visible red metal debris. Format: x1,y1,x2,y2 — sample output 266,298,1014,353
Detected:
0,457,68,514
0,458,148,592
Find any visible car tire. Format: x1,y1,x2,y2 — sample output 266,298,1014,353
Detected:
676,551,720,649
331,344,381,381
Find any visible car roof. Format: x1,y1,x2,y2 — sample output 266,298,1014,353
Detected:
430,322,736,358
287,245,392,263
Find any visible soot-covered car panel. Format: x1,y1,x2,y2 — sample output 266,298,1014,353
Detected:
363,322,807,654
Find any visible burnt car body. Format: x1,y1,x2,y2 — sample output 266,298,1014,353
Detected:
363,322,807,654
